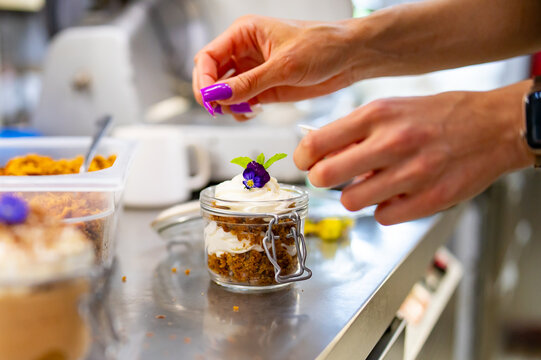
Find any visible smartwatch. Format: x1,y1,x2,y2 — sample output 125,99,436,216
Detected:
524,76,541,168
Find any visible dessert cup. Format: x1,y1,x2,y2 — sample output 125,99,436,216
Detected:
0,199,113,360
0,275,92,360
200,184,311,292
0,137,134,268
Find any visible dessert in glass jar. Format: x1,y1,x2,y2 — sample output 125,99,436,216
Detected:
200,153,311,291
0,194,95,360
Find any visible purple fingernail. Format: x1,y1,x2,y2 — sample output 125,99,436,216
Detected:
230,102,252,113
203,101,215,116
200,83,233,102
214,104,223,115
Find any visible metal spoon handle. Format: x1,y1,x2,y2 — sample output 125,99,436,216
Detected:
83,115,113,172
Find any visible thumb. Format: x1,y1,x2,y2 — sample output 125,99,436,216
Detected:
217,60,286,105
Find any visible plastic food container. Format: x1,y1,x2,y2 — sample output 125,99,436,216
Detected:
0,272,91,359
0,137,134,265
200,185,312,291
0,265,118,360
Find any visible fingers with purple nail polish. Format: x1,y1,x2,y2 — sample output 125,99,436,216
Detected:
200,83,233,116
200,83,233,102
229,102,252,113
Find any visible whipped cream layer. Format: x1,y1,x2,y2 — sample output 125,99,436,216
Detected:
204,220,298,257
0,219,95,283
214,174,295,213
204,221,264,256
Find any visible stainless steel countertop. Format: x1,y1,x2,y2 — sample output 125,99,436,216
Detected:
109,202,464,360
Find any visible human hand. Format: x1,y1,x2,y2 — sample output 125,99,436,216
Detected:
294,81,534,225
193,15,356,119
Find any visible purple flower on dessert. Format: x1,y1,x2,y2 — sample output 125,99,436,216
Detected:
0,194,29,225
242,161,270,189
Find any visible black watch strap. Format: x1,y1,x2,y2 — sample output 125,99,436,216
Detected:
529,77,541,168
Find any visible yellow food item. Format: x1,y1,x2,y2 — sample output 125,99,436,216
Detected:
0,154,116,176
304,217,354,242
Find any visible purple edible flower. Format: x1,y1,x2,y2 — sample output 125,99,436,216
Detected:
243,161,270,189
0,194,29,225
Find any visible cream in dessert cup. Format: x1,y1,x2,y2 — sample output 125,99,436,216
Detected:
0,204,96,360
200,174,311,291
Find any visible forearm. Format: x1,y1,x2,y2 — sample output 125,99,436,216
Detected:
344,0,541,80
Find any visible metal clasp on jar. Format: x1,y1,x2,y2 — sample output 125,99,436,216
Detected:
262,211,312,284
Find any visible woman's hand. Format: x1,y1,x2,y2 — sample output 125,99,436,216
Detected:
193,15,357,114
294,81,533,225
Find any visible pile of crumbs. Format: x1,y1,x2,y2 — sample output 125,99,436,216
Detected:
0,154,116,175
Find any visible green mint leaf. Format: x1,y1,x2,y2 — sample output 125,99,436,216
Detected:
230,157,252,168
256,153,265,165
264,153,287,169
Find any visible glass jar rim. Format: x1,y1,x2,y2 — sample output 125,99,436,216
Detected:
200,184,308,215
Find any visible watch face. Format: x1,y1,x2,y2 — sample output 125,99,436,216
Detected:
526,91,541,149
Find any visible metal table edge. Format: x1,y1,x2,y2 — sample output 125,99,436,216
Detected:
316,204,466,360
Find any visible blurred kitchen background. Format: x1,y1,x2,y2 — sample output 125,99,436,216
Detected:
0,1,540,359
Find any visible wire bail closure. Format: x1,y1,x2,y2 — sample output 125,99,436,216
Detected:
262,211,312,284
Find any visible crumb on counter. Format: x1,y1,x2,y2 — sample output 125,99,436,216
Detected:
184,269,191,276
155,315,166,319
146,332,154,338
184,337,191,344
169,334,177,340
171,267,177,273
233,306,239,312
121,276,126,283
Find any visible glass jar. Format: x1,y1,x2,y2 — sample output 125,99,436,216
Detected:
200,185,312,291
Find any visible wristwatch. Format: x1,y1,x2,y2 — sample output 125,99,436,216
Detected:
524,76,541,168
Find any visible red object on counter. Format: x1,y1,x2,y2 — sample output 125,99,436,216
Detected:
531,52,541,76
